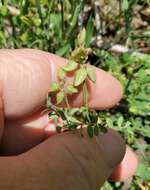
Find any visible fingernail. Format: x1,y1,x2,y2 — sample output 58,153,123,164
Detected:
44,123,57,138
98,129,126,168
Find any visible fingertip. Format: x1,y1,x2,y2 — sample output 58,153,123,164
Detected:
110,146,138,181
98,129,126,169
89,67,123,109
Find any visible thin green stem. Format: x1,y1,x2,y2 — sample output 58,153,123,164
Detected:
83,80,89,108
35,0,44,30
83,79,90,122
65,94,70,109
60,0,64,38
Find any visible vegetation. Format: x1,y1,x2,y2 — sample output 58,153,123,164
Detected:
0,0,150,189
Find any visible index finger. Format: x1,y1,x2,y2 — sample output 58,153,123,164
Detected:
0,49,123,120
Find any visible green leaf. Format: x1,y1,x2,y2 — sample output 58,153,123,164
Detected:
122,0,129,11
86,67,96,83
74,68,87,86
68,6,80,34
20,32,29,42
87,125,94,138
57,109,67,120
67,85,78,94
77,28,86,47
50,114,59,124
117,116,124,128
47,96,52,108
56,43,71,56
85,16,94,47
106,118,114,128
103,181,113,190
94,125,99,136
89,111,98,123
67,116,81,124
0,6,8,16
62,61,78,72
56,91,65,104
69,108,80,116
49,83,60,92
136,163,150,180
58,68,66,80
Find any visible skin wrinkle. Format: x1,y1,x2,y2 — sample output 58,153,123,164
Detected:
80,138,100,189
48,57,56,83
98,131,126,169
4,59,31,115
23,142,89,190
94,137,110,180
18,129,104,190
0,156,22,189
13,61,30,106
20,61,38,107
59,132,109,190
19,58,33,96
95,136,115,179
80,137,109,189
15,52,45,104
0,49,52,119
62,142,92,190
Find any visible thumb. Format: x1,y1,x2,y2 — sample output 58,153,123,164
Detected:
0,88,4,142
19,129,125,190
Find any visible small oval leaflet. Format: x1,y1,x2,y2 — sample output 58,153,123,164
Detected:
67,84,78,94
56,91,65,104
58,68,66,80
94,125,99,136
62,60,78,72
47,96,52,108
67,116,81,124
87,67,96,83
74,68,87,86
87,125,94,138
57,109,67,120
49,83,60,92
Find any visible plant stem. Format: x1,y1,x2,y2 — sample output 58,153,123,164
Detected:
83,80,89,107
80,124,83,137
83,79,90,122
65,94,70,109
35,0,44,30
60,0,64,38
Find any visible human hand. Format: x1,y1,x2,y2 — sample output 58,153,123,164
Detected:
0,49,137,190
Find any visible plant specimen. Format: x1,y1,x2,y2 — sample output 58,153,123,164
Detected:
46,29,107,137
